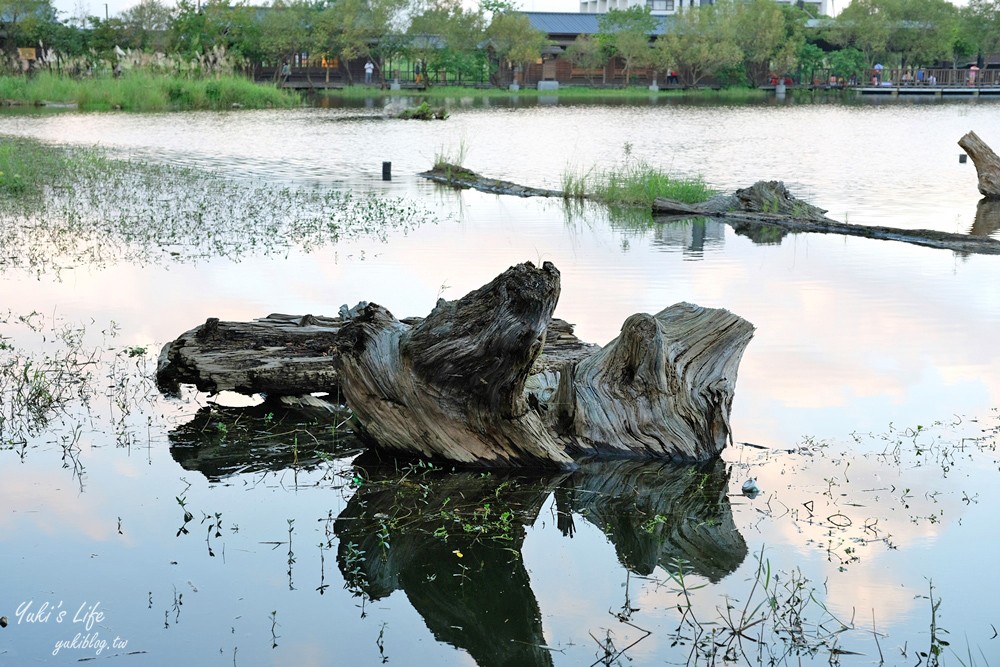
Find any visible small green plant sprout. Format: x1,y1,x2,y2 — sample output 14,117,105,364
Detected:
641,514,670,533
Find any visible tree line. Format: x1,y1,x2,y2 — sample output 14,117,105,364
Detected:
2,0,998,85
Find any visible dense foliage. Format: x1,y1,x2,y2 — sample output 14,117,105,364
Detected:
2,0,998,85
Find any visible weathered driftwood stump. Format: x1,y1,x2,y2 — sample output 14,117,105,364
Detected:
545,305,754,460
959,131,1000,199
335,262,575,467
158,261,755,467
156,313,346,397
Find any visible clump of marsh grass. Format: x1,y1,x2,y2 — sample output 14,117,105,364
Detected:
562,144,714,207
0,136,79,199
560,167,592,200
432,139,468,171
0,311,99,447
431,140,478,181
399,101,448,120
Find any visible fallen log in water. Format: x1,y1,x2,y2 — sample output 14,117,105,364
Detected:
418,165,1000,255
157,312,592,398
959,131,1000,199
653,180,1000,255
157,261,754,467
419,163,564,198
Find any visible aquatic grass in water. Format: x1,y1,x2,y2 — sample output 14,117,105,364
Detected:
595,161,713,206
0,136,441,278
0,136,80,198
0,311,101,448
563,145,715,207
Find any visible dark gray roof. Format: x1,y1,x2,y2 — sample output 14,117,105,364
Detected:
522,11,671,36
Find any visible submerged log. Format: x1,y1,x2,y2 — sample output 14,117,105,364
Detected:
419,164,564,198
158,261,754,467
654,180,1000,255
959,131,1000,199
420,164,1000,255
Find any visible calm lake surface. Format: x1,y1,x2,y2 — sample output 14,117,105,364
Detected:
2,96,1000,665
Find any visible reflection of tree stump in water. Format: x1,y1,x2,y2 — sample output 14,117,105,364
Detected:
335,468,563,667
558,459,746,582
333,460,748,666
168,402,359,480
970,198,1000,237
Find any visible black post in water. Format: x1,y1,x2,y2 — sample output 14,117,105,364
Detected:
382,161,392,180
959,154,968,163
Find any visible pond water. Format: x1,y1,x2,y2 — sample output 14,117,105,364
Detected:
2,96,1000,665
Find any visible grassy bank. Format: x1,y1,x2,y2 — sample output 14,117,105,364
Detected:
0,72,301,111
332,83,770,102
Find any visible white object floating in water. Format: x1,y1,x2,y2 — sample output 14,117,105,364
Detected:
742,478,760,496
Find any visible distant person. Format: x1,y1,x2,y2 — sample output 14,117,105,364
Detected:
414,62,422,84
280,61,290,85
364,60,374,84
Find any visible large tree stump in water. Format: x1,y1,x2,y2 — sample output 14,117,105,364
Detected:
335,262,754,467
959,131,1000,199
158,261,755,467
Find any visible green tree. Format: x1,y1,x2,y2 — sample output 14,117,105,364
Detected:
0,0,55,66
889,0,957,68
652,2,741,86
956,0,998,66
563,34,605,84
119,0,173,52
407,0,485,85
598,6,657,85
797,42,825,85
485,7,547,87
833,0,957,68
831,0,892,65
732,0,804,85
314,0,409,83
827,46,867,81
254,0,314,72
86,15,128,58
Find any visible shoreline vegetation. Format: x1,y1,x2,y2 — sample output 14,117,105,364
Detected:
0,72,783,112
330,84,774,102
0,73,301,112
